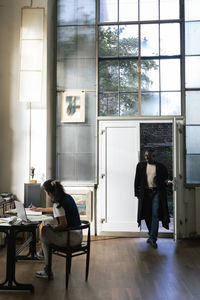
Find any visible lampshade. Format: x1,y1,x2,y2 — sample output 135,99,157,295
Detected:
18,8,44,103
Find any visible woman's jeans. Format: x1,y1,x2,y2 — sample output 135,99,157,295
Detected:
144,190,159,242
41,225,82,266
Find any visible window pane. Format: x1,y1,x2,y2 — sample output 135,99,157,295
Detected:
140,0,158,21
120,60,138,91
185,56,200,88
99,26,118,56
57,0,95,25
141,24,159,56
161,92,181,115
57,58,96,90
185,22,200,55
99,0,118,22
57,26,96,59
160,0,179,20
99,61,119,91
160,23,180,55
120,93,138,116
57,154,75,181
141,92,159,116
76,153,95,181
185,0,200,21
186,126,200,154
99,93,119,116
141,60,159,91
119,0,138,21
160,59,180,90
119,25,138,56
76,126,95,153
186,91,200,124
57,153,95,181
186,155,200,184
57,127,76,153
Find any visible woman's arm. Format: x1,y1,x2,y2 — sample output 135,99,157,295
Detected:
29,205,53,214
53,215,68,231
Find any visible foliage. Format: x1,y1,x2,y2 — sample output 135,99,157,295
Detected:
98,26,158,116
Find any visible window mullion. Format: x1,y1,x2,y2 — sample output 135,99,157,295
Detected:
138,23,141,116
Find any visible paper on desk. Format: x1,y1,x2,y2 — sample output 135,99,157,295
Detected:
25,209,42,216
0,216,21,225
5,208,42,216
0,217,14,223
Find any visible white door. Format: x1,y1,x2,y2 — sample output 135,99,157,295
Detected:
98,121,140,233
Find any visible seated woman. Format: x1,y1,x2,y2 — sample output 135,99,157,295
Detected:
30,179,82,279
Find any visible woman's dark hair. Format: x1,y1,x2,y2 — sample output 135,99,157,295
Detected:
43,179,66,206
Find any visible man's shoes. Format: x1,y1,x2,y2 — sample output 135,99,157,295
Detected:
147,238,158,248
36,267,54,280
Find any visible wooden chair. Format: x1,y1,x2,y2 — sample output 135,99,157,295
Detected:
47,220,90,288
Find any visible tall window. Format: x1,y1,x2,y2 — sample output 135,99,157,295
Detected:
97,0,200,185
56,0,96,182
56,0,200,185
185,0,200,184
98,0,181,117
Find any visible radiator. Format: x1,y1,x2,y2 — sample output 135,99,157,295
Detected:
195,187,200,235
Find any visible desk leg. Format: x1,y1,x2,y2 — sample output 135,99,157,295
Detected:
0,229,34,292
16,228,39,261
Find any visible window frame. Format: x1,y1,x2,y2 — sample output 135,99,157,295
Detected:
97,0,183,118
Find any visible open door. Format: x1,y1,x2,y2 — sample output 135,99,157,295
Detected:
173,119,183,241
97,121,140,234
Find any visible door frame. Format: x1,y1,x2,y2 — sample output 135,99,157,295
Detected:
139,119,179,240
96,117,183,238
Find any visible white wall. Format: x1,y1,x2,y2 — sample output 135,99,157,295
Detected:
0,0,47,201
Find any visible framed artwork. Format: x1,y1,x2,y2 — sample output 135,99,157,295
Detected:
64,189,92,221
61,90,85,123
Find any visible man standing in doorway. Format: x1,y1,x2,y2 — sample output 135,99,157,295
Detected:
134,148,170,248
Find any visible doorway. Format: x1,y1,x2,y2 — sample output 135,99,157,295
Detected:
97,120,175,236
140,123,173,234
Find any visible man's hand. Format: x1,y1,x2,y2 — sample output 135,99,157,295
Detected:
165,179,173,186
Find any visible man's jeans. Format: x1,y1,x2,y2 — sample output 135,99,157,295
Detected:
145,190,159,242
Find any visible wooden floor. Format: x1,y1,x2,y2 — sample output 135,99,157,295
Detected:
0,237,200,300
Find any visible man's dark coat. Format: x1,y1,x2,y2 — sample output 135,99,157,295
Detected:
134,161,170,229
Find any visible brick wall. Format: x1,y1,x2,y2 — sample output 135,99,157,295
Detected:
140,123,173,212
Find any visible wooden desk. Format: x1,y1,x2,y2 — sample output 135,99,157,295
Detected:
0,223,39,292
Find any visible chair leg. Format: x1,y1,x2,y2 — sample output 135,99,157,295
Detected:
65,254,71,288
85,248,90,281
68,255,72,274
47,248,52,280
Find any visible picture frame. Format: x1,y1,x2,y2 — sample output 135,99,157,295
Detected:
64,189,92,221
61,90,85,123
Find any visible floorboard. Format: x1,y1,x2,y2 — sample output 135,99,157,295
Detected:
0,237,200,300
